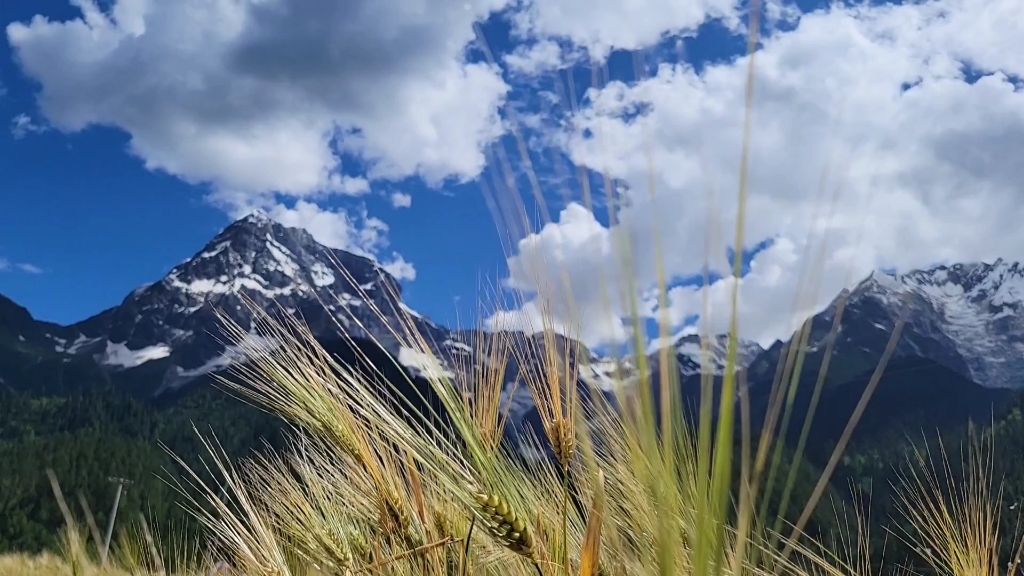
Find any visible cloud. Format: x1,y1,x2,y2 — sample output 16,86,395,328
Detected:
7,0,513,193
225,198,387,256
504,40,579,75
13,0,1023,349
382,254,417,282
0,257,44,274
495,0,1024,349
494,202,631,345
10,113,48,139
512,0,740,60
7,0,514,276
240,199,417,282
389,192,413,209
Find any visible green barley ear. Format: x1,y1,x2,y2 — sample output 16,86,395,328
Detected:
473,490,536,559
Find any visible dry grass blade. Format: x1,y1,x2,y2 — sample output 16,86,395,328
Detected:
894,430,1014,576
163,427,295,576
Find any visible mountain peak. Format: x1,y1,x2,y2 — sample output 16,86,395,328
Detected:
239,208,272,227
166,212,405,302
214,209,302,243
663,332,764,376
860,260,1024,306
47,213,422,393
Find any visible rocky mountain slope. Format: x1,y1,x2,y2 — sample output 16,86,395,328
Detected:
747,260,1024,390
39,211,452,393
671,333,765,376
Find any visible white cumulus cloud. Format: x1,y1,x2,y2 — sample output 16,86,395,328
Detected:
512,0,741,60
7,0,513,269
496,0,1024,349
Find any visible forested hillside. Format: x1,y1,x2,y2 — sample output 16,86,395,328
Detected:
0,381,283,553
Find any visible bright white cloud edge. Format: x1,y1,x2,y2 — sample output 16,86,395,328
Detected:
494,0,1024,350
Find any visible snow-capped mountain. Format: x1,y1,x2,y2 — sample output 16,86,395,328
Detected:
865,260,1024,388
671,333,765,376
25,212,634,422
4,216,1024,470
748,259,1024,389
44,210,445,392
14,207,1024,429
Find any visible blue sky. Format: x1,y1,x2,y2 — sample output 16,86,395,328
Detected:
0,0,753,327
1,0,1020,349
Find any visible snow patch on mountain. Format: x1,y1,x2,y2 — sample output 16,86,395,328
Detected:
580,357,638,392
101,341,172,369
309,262,336,287
158,332,281,393
443,339,473,354
50,333,102,354
398,346,454,380
400,302,423,319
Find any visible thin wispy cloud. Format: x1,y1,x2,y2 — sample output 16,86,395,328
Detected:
0,257,43,274
10,113,47,139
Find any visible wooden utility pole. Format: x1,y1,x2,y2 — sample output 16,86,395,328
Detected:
101,476,134,564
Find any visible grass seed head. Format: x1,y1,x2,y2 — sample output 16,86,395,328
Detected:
473,491,536,559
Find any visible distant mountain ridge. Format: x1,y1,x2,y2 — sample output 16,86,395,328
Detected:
4,212,1024,443
670,333,765,376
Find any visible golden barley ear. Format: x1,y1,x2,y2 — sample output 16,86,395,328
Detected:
577,470,606,576
546,418,576,470
511,323,581,471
